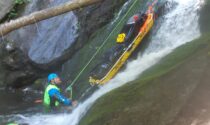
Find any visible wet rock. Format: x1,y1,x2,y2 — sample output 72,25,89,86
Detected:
79,34,210,125
0,0,14,20
0,40,45,88
199,0,210,33
75,0,128,40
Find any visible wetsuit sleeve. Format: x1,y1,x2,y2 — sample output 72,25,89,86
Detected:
48,88,72,106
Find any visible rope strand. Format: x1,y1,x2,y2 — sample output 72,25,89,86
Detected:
65,0,159,99
65,0,140,92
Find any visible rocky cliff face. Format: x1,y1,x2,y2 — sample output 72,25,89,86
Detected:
0,40,40,88
0,0,14,20
0,0,127,88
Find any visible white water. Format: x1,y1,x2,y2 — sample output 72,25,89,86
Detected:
16,0,204,124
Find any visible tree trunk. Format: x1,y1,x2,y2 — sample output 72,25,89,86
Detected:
0,0,102,36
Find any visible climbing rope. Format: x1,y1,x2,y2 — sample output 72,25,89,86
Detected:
65,0,158,98
65,0,139,91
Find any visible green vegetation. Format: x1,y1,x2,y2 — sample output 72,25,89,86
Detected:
6,0,30,20
79,33,210,125
7,9,18,19
14,0,30,5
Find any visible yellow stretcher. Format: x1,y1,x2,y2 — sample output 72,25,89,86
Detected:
89,7,155,85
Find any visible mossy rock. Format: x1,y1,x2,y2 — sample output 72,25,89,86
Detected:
79,33,210,125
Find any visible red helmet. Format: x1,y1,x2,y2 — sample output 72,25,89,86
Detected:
133,15,139,22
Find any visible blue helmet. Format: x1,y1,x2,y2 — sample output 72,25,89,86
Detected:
48,73,58,82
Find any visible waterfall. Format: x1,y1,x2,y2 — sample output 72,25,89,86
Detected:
13,0,204,124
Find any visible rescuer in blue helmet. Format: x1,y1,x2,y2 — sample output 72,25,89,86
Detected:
43,73,77,109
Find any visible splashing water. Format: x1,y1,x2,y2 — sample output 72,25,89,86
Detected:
15,0,204,124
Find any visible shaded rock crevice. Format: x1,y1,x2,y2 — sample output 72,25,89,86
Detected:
0,40,46,88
